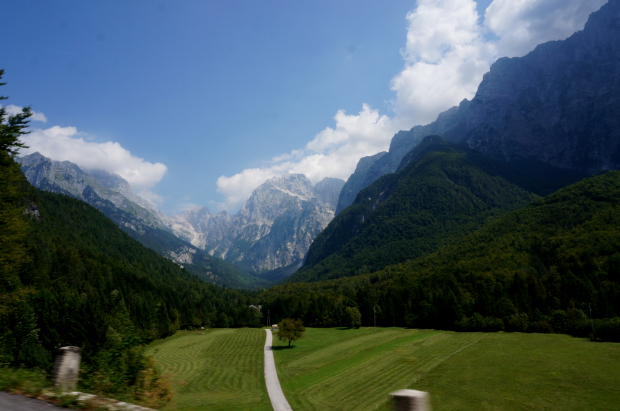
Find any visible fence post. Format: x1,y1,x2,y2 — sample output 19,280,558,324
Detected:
53,346,81,392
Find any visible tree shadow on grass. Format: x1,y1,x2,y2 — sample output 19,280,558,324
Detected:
271,346,297,351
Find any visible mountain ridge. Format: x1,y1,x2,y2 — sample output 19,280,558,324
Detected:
336,0,617,214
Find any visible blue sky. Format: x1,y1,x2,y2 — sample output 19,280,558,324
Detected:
2,0,604,214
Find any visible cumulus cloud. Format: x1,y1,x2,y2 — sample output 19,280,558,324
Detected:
485,0,608,58
216,104,396,211
21,125,168,191
2,104,47,123
391,0,496,126
214,0,609,212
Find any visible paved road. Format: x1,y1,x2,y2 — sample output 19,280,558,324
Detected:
0,391,63,411
264,329,293,411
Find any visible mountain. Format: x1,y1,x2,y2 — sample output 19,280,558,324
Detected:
18,152,260,289
19,152,164,228
289,136,584,283
443,0,620,173
1,179,263,371
261,171,620,334
335,100,470,214
166,174,344,279
335,151,386,215
336,0,617,212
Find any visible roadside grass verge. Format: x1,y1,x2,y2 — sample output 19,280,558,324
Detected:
145,328,271,411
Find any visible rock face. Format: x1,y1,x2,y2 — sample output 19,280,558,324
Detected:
19,152,163,229
335,151,386,215
444,0,620,174
337,0,619,211
167,175,344,273
18,153,201,266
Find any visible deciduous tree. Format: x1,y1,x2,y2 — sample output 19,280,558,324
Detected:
277,318,305,347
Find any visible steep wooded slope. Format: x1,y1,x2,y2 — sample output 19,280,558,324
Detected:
261,172,620,332
2,183,262,369
290,136,584,283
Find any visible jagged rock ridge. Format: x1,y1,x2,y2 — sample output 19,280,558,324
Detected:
18,152,259,288
166,174,344,273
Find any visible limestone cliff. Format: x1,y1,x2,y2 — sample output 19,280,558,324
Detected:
166,175,344,274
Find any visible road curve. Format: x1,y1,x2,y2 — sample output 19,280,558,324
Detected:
264,329,293,411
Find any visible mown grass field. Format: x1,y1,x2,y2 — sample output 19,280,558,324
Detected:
272,328,620,411
144,328,271,411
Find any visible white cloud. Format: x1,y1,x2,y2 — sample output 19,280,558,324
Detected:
216,0,607,212
391,0,496,126
2,104,47,123
485,0,607,58
216,104,396,211
21,125,168,191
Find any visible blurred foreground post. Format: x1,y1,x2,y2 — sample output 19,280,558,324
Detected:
53,346,81,391
390,389,430,411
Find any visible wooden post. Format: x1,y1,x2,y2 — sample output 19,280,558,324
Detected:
390,389,430,411
53,346,81,392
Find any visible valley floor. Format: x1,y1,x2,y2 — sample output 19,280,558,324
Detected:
145,329,271,411
146,328,620,411
272,328,620,411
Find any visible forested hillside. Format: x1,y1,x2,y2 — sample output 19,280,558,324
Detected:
1,184,263,371
19,152,262,289
261,171,620,340
291,136,584,283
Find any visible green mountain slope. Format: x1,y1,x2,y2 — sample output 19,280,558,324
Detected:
260,171,620,334
290,136,583,283
82,184,266,289
2,184,263,370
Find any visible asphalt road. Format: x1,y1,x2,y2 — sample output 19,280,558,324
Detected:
0,392,63,411
264,329,293,411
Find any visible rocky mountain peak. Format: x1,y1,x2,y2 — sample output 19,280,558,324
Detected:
259,173,315,201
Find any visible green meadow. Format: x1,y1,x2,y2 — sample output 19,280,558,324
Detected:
145,327,620,411
144,328,271,411
271,328,620,411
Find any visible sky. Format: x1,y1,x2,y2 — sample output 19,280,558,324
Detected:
2,0,606,214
